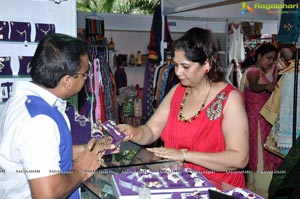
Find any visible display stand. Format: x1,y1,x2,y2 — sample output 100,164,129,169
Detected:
0,0,76,112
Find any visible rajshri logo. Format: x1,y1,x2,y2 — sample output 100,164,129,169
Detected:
240,2,254,15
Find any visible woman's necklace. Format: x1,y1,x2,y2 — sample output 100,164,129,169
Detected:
178,85,212,123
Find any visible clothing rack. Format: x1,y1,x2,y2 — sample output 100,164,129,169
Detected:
89,44,109,64
78,43,117,124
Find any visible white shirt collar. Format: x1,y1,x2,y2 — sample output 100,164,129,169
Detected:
13,81,67,113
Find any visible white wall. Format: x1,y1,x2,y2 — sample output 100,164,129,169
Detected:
77,11,279,34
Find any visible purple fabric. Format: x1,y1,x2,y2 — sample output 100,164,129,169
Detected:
102,120,125,154
79,97,92,118
142,62,156,120
34,23,55,42
65,104,92,145
10,21,31,42
18,56,32,76
0,56,12,76
112,169,215,198
100,60,116,122
0,21,9,41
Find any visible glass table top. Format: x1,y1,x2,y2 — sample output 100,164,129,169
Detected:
81,142,181,199
81,142,262,199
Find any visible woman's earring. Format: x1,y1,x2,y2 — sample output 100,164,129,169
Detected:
204,68,209,74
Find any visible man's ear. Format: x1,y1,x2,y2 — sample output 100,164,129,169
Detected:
60,75,72,90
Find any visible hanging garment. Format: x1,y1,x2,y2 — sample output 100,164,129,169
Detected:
148,4,172,63
278,72,300,155
228,23,245,62
142,4,172,118
159,64,171,103
108,69,119,123
277,0,300,44
241,22,263,40
154,64,166,106
260,76,284,125
142,62,156,120
262,60,300,156
101,59,116,122
114,68,127,95
164,65,179,98
94,58,106,123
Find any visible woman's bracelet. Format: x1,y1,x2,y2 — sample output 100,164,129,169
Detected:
73,165,88,182
180,149,187,162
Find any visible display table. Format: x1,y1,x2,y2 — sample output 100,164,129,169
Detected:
81,142,263,199
81,142,177,199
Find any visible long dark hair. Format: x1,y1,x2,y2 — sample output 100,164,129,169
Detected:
242,43,278,70
173,27,224,82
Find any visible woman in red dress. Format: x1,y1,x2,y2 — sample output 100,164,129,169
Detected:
118,27,249,188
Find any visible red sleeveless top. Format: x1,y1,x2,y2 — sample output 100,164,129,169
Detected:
161,84,245,188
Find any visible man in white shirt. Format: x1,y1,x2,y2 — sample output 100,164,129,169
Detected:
0,33,115,199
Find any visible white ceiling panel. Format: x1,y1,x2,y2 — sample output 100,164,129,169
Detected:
163,0,283,21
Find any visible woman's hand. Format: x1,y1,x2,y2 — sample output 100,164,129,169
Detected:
146,147,186,162
265,83,277,92
117,124,135,142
